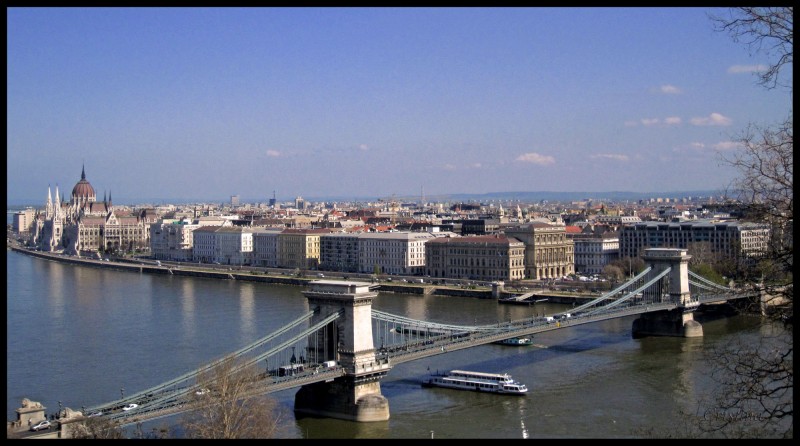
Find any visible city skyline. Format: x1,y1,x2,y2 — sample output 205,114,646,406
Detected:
7,7,789,204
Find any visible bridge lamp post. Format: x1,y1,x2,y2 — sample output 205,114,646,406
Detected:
120,387,125,400
58,401,62,418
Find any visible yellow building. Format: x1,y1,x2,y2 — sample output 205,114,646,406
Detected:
277,228,335,269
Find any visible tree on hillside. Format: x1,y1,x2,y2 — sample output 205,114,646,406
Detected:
180,355,285,439
687,7,794,439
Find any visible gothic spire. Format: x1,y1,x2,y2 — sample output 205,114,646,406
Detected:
81,163,86,180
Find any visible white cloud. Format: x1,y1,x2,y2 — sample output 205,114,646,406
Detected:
443,163,457,171
713,141,740,151
266,149,281,157
690,112,732,126
659,84,682,94
641,118,660,126
664,116,682,126
590,153,629,161
728,64,768,74
358,144,369,151
471,163,482,168
690,142,706,150
516,152,555,165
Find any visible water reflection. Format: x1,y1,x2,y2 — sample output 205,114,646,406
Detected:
179,278,196,340
239,283,256,340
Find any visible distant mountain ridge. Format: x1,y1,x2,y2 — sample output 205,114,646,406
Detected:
7,189,725,208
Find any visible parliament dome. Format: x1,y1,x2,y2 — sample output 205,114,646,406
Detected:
71,165,96,203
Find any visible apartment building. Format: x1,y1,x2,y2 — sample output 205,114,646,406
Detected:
252,228,283,267
618,220,770,263
425,234,525,282
190,225,254,265
277,228,335,270
358,231,437,275
149,218,200,261
319,232,361,273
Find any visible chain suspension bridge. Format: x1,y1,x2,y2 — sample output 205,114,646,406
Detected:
19,248,759,432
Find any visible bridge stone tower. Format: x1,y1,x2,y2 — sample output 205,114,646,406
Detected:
295,280,391,422
632,248,703,338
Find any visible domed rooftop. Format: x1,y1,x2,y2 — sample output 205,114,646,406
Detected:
71,165,96,203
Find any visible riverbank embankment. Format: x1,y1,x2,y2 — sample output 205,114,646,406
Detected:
8,245,595,304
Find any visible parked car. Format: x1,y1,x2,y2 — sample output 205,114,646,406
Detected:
122,403,139,411
87,410,103,418
195,388,210,396
30,420,51,431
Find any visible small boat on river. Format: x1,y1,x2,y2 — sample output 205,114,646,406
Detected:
493,336,533,346
422,369,528,395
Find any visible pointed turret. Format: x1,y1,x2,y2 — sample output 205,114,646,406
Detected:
81,163,86,180
46,185,53,219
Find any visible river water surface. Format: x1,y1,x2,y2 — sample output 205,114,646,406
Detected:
6,247,775,438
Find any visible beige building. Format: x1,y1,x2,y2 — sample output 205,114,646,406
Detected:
504,222,575,280
12,208,36,234
425,234,525,282
277,228,335,270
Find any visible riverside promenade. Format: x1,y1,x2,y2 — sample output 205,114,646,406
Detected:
7,243,596,304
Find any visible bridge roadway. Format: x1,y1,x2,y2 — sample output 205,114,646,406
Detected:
104,290,755,426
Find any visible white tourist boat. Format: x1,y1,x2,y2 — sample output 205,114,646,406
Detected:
422,369,528,395
493,336,533,346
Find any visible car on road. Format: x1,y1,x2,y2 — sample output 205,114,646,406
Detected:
87,411,103,418
122,403,139,411
30,420,51,431
195,388,210,396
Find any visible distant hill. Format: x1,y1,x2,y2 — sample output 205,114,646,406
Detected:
7,189,726,208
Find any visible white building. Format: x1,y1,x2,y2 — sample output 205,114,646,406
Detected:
357,232,437,275
573,236,619,275
190,225,253,265
150,218,200,261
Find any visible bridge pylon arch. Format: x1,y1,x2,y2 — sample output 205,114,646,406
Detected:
295,280,391,422
633,248,703,338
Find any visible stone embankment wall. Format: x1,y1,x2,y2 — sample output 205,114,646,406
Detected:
9,246,592,303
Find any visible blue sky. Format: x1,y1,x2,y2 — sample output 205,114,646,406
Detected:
7,7,790,204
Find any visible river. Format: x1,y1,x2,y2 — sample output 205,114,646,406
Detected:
5,234,775,438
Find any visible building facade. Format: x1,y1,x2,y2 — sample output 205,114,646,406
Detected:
277,228,334,270
319,233,362,273
425,234,525,282
504,222,575,280
358,232,437,275
252,228,284,267
573,236,620,275
618,220,770,264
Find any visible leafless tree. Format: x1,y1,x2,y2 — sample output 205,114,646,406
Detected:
602,264,624,282
709,7,793,90
180,355,285,439
70,416,126,439
689,7,794,439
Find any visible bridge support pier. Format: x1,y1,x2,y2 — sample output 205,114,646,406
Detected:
632,308,703,338
294,377,389,422
298,280,391,422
